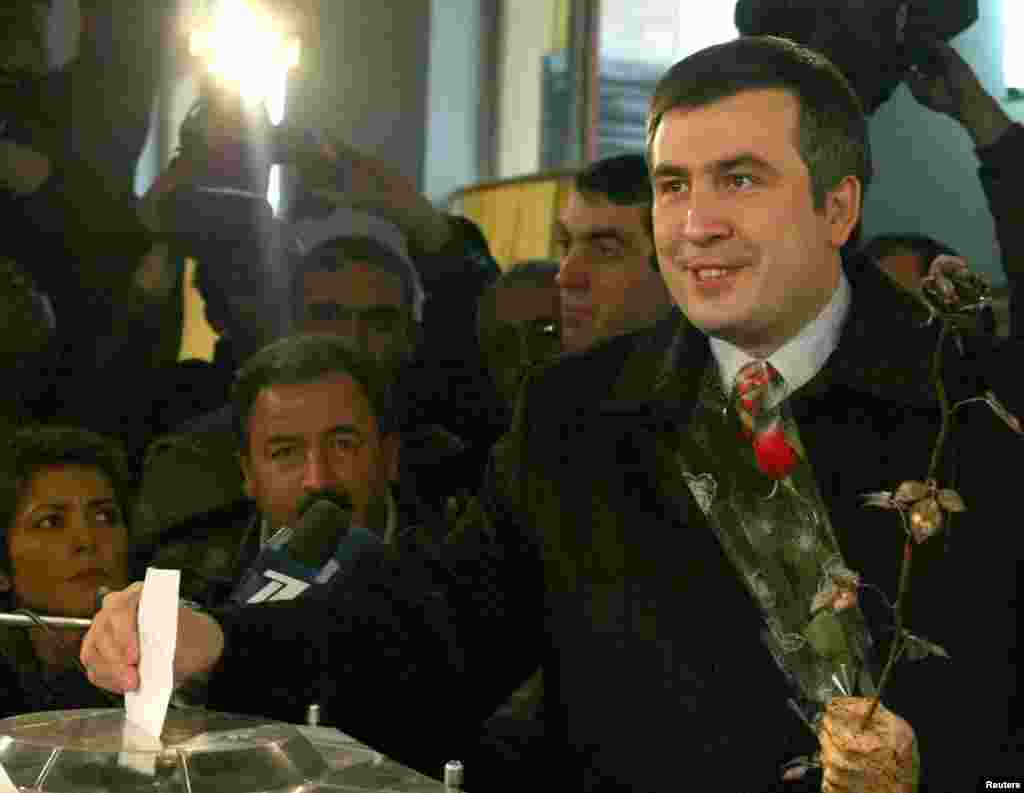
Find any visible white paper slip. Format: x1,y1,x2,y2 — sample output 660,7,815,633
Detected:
0,760,16,792
125,567,180,740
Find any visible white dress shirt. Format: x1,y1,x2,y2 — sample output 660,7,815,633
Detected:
710,271,852,396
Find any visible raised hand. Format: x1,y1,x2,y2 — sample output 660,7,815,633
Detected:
905,37,1011,148
81,582,225,694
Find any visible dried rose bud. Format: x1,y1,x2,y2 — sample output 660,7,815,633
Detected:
832,589,858,612
909,497,943,543
936,488,966,513
920,256,991,317
893,480,929,504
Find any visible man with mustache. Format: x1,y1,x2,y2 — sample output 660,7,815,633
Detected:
84,37,1021,791
134,333,433,609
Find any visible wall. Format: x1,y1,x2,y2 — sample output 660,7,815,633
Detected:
423,0,482,203
861,0,1007,285
495,0,559,178
288,0,431,187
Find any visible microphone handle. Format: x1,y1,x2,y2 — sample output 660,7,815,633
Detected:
0,613,92,629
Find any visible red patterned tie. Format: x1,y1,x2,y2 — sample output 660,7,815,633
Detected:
732,360,801,480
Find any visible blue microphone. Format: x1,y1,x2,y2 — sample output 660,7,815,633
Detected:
231,499,381,605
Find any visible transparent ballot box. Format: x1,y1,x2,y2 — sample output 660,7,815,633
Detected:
0,709,451,792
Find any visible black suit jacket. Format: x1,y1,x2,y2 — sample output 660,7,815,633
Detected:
206,258,1020,791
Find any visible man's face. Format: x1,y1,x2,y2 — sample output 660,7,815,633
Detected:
651,88,859,358
239,373,400,534
3,464,129,617
297,261,414,365
484,280,561,406
554,191,671,353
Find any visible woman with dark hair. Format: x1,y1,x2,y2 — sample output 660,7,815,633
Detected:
0,425,130,717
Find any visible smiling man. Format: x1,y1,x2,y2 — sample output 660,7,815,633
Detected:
83,37,1021,793
132,334,420,610
650,90,858,360
554,154,672,353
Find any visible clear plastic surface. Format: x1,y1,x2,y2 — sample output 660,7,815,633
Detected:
0,709,451,792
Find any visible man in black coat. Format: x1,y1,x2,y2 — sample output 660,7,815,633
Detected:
82,37,1020,792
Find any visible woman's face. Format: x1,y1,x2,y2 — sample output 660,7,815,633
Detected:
3,464,129,617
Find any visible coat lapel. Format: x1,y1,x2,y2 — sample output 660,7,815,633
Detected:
596,313,715,546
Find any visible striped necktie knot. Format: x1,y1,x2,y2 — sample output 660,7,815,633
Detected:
731,360,801,480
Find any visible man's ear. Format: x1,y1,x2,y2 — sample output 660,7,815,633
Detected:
826,175,862,248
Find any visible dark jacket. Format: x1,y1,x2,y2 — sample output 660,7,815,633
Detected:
203,258,1021,791
0,628,118,719
977,122,1024,339
135,484,446,612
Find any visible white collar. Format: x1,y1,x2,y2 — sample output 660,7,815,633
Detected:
710,270,851,396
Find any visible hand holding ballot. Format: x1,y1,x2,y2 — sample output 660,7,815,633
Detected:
81,581,225,696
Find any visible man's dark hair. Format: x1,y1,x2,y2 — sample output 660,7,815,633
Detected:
647,35,872,211
0,425,131,572
476,259,559,345
232,333,398,452
859,233,960,278
574,153,652,208
290,235,421,323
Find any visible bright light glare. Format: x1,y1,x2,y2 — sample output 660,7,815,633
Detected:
268,163,282,216
189,0,301,110
1007,1,1024,89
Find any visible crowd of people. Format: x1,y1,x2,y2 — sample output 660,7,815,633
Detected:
1,1,1021,792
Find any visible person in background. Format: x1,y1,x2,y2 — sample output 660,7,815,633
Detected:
1,0,181,450
554,154,674,354
81,36,1023,791
0,256,55,435
476,260,561,409
0,425,129,717
133,334,444,611
902,34,1023,339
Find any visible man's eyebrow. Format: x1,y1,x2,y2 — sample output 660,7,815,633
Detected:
711,153,779,176
554,224,631,245
324,424,363,438
650,162,690,181
582,228,630,245
266,425,363,445
651,153,779,180
265,434,304,446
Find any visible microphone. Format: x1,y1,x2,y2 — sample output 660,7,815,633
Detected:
0,613,92,629
230,498,379,605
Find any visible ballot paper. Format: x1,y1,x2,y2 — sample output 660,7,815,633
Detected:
0,760,16,792
125,568,180,740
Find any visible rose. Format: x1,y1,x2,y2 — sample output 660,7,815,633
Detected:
752,424,801,480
